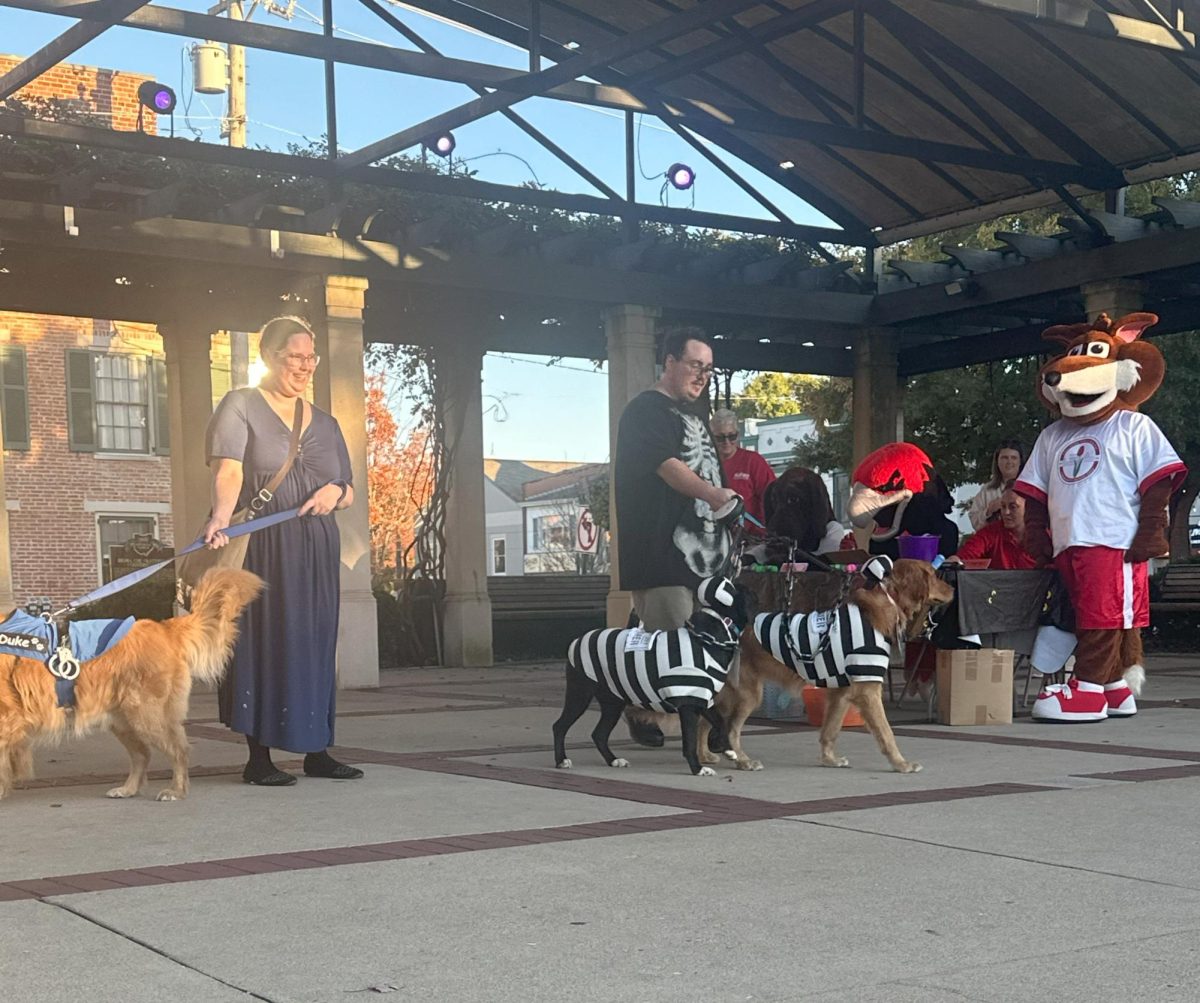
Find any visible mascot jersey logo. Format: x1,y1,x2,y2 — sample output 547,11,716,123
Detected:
1057,438,1102,483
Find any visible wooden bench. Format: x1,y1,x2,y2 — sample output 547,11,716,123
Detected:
488,575,610,622
1152,563,1200,613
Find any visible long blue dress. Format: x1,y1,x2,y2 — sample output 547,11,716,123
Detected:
208,388,352,753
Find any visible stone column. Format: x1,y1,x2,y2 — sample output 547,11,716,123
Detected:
1081,278,1145,322
0,403,13,610
851,327,902,467
312,275,379,689
603,304,660,627
160,322,215,547
439,337,493,667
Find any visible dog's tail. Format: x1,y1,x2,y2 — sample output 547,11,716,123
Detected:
175,568,265,685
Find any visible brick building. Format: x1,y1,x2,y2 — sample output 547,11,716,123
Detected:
0,55,190,605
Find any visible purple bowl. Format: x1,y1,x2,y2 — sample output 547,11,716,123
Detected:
896,534,940,562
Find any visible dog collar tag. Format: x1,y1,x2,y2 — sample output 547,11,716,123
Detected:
624,627,658,652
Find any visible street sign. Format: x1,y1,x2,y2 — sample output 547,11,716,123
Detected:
575,508,599,553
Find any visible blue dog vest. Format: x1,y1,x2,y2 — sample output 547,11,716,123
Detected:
0,610,134,708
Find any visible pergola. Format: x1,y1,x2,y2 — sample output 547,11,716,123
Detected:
2,0,1200,674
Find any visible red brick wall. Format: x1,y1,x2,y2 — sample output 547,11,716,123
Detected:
0,56,168,605
0,314,174,605
0,53,156,133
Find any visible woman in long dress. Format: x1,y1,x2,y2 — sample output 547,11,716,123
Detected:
203,316,363,786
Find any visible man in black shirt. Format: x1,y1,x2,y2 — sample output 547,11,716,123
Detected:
614,328,738,744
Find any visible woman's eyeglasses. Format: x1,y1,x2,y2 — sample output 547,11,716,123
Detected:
280,353,321,370
712,433,739,443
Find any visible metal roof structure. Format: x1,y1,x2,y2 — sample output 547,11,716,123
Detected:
2,0,1200,375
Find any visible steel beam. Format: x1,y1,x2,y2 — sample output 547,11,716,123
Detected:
0,0,153,100
337,0,768,168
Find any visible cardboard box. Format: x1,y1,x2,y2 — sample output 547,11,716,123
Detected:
936,649,1014,726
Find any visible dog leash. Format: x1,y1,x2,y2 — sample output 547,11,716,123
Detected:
50,506,303,617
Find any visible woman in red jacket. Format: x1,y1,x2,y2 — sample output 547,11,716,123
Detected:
946,482,1045,570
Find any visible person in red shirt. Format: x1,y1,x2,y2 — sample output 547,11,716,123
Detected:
710,409,776,537
946,482,1044,570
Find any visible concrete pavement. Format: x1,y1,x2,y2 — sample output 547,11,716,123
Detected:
3,654,1200,1002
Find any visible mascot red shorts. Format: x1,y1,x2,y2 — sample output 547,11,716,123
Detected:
1055,545,1149,630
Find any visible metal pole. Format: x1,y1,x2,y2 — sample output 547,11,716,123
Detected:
529,0,542,74
624,109,638,242
323,0,338,159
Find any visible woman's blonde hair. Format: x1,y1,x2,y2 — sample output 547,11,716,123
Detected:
259,315,316,361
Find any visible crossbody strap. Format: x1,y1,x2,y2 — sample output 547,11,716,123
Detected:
248,397,304,515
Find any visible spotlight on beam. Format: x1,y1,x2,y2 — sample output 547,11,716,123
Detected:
137,80,177,115
667,163,696,191
423,132,456,157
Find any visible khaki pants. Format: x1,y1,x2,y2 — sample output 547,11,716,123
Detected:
631,586,698,630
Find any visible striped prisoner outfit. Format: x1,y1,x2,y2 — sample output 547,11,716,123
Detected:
753,605,891,688
567,621,732,713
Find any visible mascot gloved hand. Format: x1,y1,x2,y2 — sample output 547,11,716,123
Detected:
1015,312,1187,723
846,442,960,559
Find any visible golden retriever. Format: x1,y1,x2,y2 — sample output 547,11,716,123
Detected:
701,560,953,774
0,568,263,802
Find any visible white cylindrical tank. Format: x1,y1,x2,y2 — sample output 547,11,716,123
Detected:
192,42,228,95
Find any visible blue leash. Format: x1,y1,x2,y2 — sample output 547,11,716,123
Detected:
56,507,303,615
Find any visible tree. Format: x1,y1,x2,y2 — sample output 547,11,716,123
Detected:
1143,330,1200,562
730,372,825,418
365,373,435,592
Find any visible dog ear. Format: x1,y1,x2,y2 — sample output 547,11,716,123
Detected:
762,478,781,527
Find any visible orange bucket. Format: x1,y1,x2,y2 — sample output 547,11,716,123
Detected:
801,685,864,728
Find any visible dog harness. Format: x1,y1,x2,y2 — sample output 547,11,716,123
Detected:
568,616,735,713
0,609,134,708
753,604,891,688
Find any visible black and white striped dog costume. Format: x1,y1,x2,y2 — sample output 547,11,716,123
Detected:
554,577,750,776
752,556,894,688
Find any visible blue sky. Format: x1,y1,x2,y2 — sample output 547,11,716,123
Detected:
4,2,824,461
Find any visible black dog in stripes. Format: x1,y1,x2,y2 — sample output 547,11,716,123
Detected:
553,577,751,776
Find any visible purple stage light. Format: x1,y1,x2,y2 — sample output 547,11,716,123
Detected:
137,80,177,116
424,132,456,157
667,163,696,191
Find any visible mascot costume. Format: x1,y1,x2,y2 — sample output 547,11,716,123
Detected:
847,442,959,559
1016,312,1186,723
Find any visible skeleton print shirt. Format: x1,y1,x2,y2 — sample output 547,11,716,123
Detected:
614,390,729,590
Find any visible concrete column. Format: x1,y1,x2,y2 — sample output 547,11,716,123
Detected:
851,327,902,468
1081,278,1145,322
312,275,379,689
603,304,660,627
160,322,215,546
439,337,493,667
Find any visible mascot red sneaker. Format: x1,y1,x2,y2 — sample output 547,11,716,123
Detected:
1015,313,1187,723
847,442,959,559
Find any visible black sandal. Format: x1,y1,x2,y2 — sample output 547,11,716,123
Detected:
303,752,364,780
242,766,297,787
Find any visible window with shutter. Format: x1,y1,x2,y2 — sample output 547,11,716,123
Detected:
66,349,98,452
0,346,30,451
151,358,170,456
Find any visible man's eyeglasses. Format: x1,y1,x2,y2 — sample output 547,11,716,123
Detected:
279,352,321,369
678,359,715,377
712,433,739,443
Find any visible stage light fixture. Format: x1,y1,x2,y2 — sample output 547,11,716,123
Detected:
667,162,696,190
137,80,177,115
423,132,456,157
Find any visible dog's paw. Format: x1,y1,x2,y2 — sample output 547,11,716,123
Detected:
105,786,138,799
723,749,739,761
698,751,720,766
736,758,764,771
895,761,923,774
821,756,851,769
155,789,183,802
556,758,572,770
696,766,716,777
609,758,630,769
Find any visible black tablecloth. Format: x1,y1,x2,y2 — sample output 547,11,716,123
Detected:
931,567,1073,648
